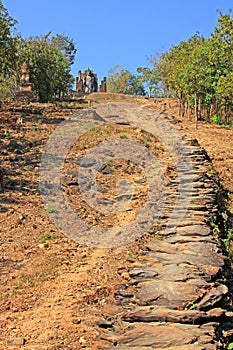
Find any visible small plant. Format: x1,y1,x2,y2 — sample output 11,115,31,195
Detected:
210,215,220,235
223,228,233,254
210,113,222,125
39,233,60,249
120,134,128,139
187,301,198,310
104,161,112,166
47,204,58,213
227,343,233,350
39,233,60,244
79,142,86,151
127,251,133,259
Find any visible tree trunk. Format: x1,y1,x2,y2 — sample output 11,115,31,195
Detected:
187,97,191,120
194,92,198,129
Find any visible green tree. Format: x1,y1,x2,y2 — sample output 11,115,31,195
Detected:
157,12,233,126
0,0,19,104
20,34,75,102
51,34,77,65
136,66,160,97
107,64,132,93
107,64,145,95
127,75,146,96
209,13,233,124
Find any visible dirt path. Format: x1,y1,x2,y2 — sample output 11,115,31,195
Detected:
0,97,232,349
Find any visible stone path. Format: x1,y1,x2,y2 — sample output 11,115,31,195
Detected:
90,103,230,349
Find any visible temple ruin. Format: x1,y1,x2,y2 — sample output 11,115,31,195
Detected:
75,69,107,93
13,62,37,103
99,77,107,92
76,69,98,93
19,62,33,92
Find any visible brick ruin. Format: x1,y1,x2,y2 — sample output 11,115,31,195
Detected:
19,62,33,92
13,62,37,103
76,69,107,93
99,77,107,92
76,69,98,93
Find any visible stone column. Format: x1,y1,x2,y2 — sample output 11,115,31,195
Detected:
99,77,107,92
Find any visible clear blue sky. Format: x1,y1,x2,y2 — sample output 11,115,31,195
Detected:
3,0,233,82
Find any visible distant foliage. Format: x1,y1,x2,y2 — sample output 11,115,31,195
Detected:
136,66,161,97
0,0,19,104
19,33,75,102
0,2,77,104
156,12,233,126
107,64,145,96
107,64,161,97
51,34,77,66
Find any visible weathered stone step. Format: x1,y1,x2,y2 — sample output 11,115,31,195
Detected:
145,240,222,256
137,252,224,269
121,306,225,323
164,235,217,244
129,265,202,283
92,103,230,349
108,346,218,350
102,322,220,349
135,279,208,308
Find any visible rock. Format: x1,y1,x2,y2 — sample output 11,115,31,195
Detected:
136,279,207,308
80,157,97,168
97,319,113,329
139,251,224,271
61,176,78,187
108,346,217,350
122,306,225,324
114,290,133,298
223,328,233,337
198,284,228,310
6,139,25,153
130,263,203,282
129,268,158,279
0,207,8,212
7,337,26,346
206,308,225,318
79,336,87,345
104,323,215,348
122,306,208,324
38,243,49,249
98,164,112,174
73,318,81,324
134,177,146,184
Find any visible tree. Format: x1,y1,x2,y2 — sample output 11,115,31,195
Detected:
209,13,233,124
0,0,19,104
107,64,145,95
156,12,233,126
107,64,132,93
51,34,77,65
136,66,160,97
20,34,75,102
127,75,146,96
